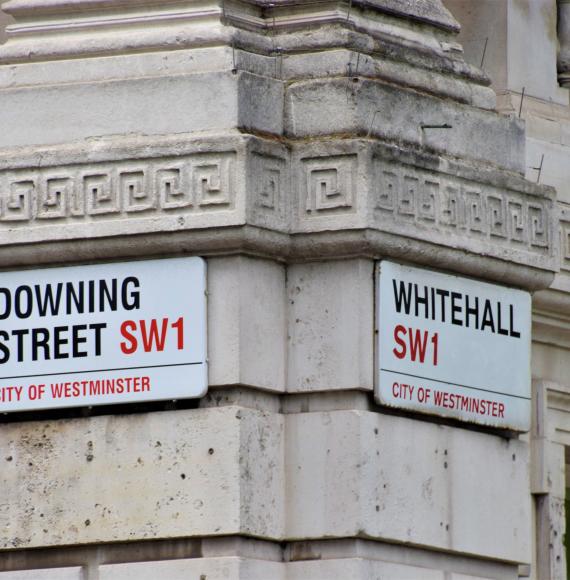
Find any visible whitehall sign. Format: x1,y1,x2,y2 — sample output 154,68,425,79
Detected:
376,261,531,431
0,257,207,413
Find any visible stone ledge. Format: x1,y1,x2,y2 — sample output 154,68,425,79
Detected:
0,133,557,291
0,537,518,580
0,0,460,63
0,407,285,550
0,407,529,564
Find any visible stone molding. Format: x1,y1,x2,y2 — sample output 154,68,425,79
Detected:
0,0,471,87
0,133,557,290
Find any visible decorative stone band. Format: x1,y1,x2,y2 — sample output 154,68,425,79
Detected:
0,133,557,290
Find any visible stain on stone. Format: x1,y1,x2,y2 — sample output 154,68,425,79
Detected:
422,477,433,501
85,441,94,462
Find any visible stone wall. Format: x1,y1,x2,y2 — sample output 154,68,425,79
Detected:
0,0,557,578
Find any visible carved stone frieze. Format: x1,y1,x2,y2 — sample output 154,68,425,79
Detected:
0,153,236,224
0,134,558,290
373,159,551,252
560,205,570,272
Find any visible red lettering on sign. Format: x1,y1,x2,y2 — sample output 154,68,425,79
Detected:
392,326,439,365
120,318,185,354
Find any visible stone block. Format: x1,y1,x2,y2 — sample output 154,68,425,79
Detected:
526,137,570,205
208,256,286,391
99,557,285,580
0,407,284,549
287,259,374,392
285,77,525,173
507,0,566,103
285,410,530,563
0,570,82,580
0,73,236,149
448,0,567,104
0,70,283,149
532,343,570,389
288,558,445,580
450,575,506,580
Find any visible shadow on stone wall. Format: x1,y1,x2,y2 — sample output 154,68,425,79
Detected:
0,9,14,45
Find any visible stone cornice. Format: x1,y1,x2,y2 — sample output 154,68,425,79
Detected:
1,0,459,31
0,132,557,290
0,0,468,78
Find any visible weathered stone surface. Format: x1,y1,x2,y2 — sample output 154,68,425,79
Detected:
285,410,531,563
287,260,374,393
0,0,461,64
0,0,552,578
286,537,517,579
0,71,283,148
208,256,286,392
0,569,82,579
286,77,524,172
0,407,284,549
288,558,445,579
99,557,285,580
0,133,556,291
449,0,566,104
364,0,459,31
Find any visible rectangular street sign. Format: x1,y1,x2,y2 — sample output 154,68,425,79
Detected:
376,261,531,431
0,257,207,412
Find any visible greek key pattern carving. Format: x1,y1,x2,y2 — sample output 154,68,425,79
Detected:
374,161,550,251
559,208,570,271
302,155,357,215
0,154,235,223
249,152,287,230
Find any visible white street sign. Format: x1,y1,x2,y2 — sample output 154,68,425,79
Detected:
0,257,207,412
376,261,531,431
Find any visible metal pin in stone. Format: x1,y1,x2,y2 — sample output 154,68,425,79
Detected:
531,154,545,184
231,40,237,74
354,52,361,81
277,49,284,79
480,37,489,69
518,86,526,118
420,123,452,130
274,47,282,78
